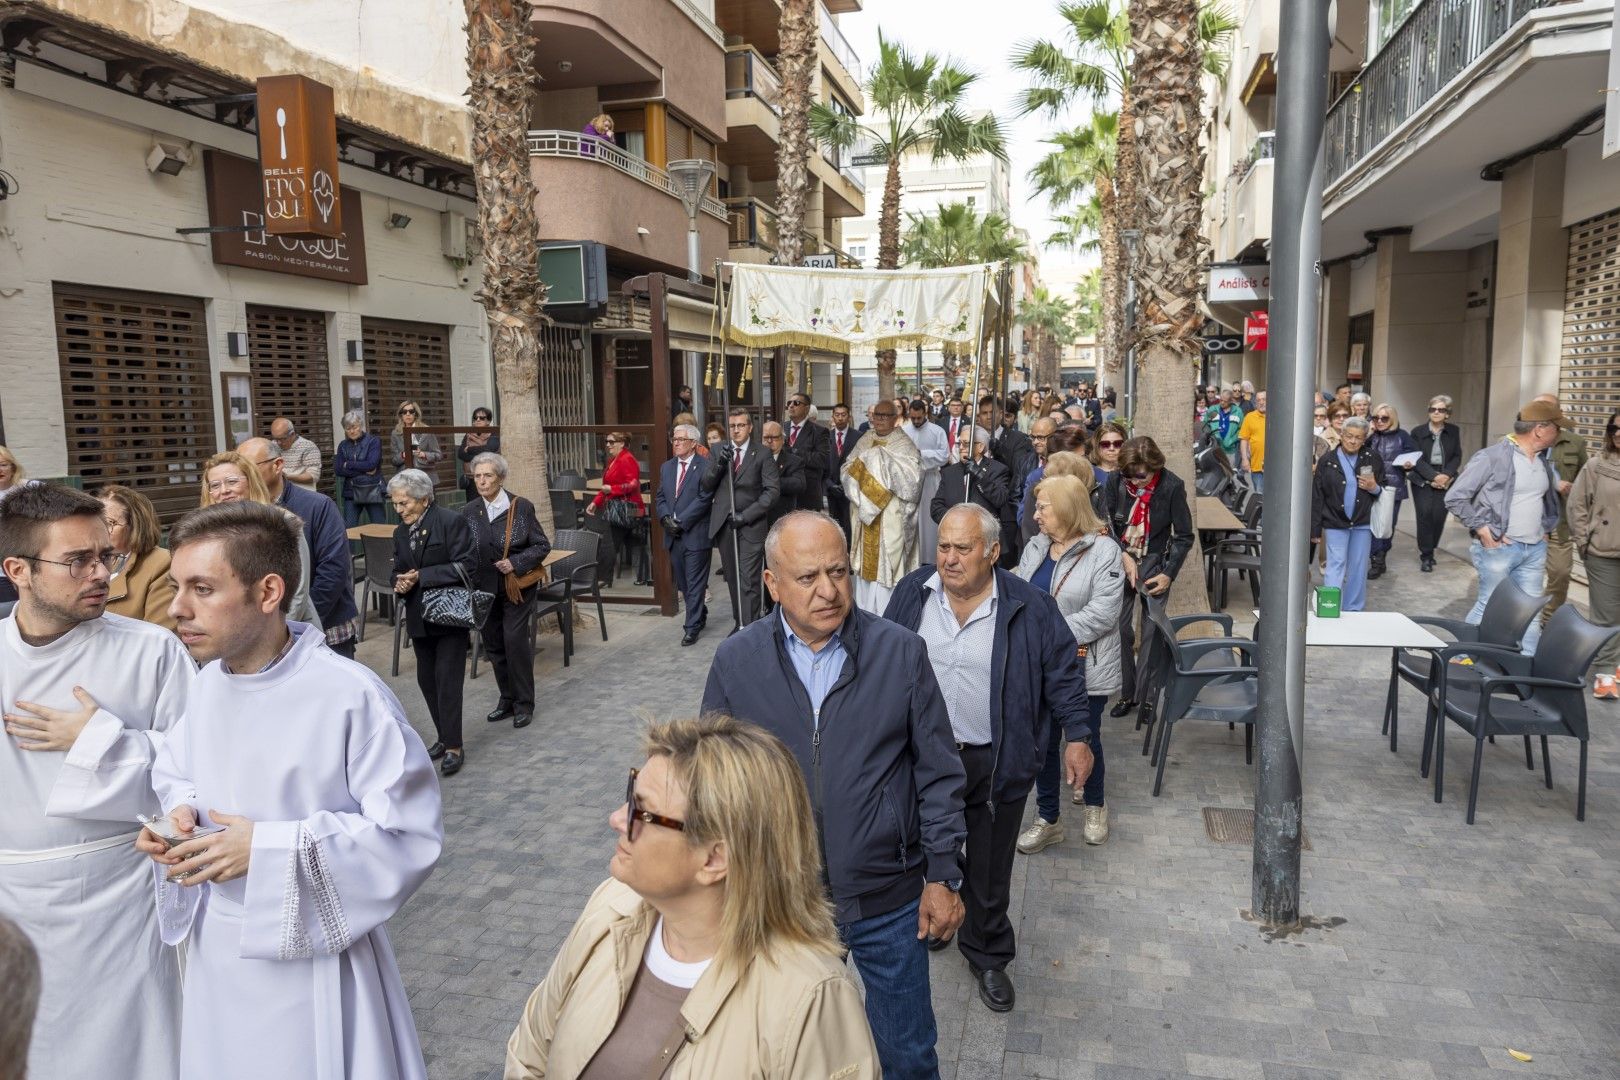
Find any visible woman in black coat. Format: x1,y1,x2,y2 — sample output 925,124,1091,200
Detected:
461,452,551,731
390,468,478,776
1311,416,1384,613
1366,401,1419,578
1099,436,1195,716
1408,395,1463,572
457,406,501,498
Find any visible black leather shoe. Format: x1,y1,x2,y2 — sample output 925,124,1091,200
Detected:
1109,699,1137,719
971,966,1015,1012
1420,557,1435,573
512,712,532,729
925,935,951,952
486,704,514,723
440,750,464,777
681,629,701,646
426,741,445,760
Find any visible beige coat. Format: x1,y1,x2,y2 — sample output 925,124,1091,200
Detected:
104,547,176,630
505,879,879,1080
1569,456,1620,559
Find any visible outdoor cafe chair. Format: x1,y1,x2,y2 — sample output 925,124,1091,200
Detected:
1133,599,1246,747
1206,501,1263,611
541,529,608,654
1140,597,1260,796
1428,604,1619,823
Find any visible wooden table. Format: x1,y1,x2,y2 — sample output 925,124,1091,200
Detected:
542,549,575,567
1197,496,1244,532
346,523,396,540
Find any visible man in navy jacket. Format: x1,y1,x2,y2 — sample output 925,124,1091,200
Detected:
655,423,714,646
703,510,965,1079
884,503,1092,1013
239,437,358,656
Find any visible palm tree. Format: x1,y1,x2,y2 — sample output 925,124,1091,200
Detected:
1018,286,1075,391
1031,114,1122,374
465,0,551,534
1071,267,1103,339
810,33,1008,399
902,203,1028,381
773,0,817,270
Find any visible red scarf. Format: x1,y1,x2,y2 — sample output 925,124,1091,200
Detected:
1122,472,1159,559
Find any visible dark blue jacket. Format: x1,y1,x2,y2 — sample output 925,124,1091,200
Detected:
278,482,358,629
655,455,713,551
884,567,1091,805
334,433,383,497
702,608,966,924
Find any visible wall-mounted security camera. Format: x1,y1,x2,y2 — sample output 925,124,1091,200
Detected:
146,140,193,176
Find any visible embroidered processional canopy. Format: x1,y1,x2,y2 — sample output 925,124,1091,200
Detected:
725,263,997,354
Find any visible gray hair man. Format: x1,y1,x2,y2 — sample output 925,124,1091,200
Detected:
702,510,966,1076
1445,399,1569,652
1531,393,1589,626
880,504,1093,1014
657,423,714,644
268,416,322,490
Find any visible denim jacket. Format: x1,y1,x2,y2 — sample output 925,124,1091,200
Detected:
1444,438,1560,541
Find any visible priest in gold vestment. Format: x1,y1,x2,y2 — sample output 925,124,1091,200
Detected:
841,401,922,613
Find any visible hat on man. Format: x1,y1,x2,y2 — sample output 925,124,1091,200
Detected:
1518,400,1574,429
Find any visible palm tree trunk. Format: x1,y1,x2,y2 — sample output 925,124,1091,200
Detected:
466,0,552,535
875,155,904,400
1098,180,1124,376
773,0,816,271
1130,0,1211,614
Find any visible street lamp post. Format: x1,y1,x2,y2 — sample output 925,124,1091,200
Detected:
1120,228,1141,422
667,159,718,284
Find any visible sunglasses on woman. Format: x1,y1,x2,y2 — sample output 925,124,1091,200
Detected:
1098,439,1123,449
625,768,685,842
400,408,418,416
1373,416,1391,423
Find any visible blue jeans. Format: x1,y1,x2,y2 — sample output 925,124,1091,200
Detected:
1324,527,1372,612
1469,538,1547,653
344,497,385,528
1249,470,1264,495
838,898,938,1080
1035,694,1109,822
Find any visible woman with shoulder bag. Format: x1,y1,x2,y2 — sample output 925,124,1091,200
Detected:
587,431,649,586
334,411,385,526
1311,416,1384,613
1015,472,1124,855
390,469,478,777
1569,411,1620,699
1366,402,1418,579
461,452,551,730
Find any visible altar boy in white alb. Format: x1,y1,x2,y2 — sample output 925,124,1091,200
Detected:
138,501,443,1080
0,484,193,1080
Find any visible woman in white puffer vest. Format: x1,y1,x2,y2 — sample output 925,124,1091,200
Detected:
1014,470,1124,855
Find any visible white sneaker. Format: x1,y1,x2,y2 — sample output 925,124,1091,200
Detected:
1082,804,1109,845
1016,818,1064,854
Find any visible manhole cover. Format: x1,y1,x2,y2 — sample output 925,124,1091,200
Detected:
1202,807,1311,849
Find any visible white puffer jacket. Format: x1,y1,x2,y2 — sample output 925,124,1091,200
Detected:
1016,531,1126,696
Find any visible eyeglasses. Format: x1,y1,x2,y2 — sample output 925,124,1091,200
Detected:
103,515,129,530
1373,416,1391,423
625,768,685,842
206,476,248,494
1428,407,1450,414
26,551,128,579
1099,439,1124,449
399,408,418,416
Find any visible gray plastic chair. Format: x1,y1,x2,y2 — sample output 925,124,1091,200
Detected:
1140,598,1259,797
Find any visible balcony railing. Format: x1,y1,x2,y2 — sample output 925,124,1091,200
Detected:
819,3,863,80
726,197,861,266
725,46,782,114
526,130,726,220
1324,0,1553,187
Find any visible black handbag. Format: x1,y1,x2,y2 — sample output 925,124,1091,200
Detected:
602,496,641,530
420,562,494,630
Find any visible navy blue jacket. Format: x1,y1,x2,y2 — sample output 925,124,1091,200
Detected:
884,567,1091,805
702,608,966,924
655,455,713,551
278,482,358,629
334,433,382,491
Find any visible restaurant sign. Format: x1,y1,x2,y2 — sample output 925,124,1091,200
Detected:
255,75,342,237
203,151,368,284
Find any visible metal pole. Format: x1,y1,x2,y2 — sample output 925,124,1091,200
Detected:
686,225,701,284
1252,0,1331,928
727,457,746,627
916,343,924,395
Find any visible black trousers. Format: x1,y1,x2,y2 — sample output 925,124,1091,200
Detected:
669,535,711,633
715,524,764,626
480,589,535,714
412,631,468,749
827,490,852,540
1411,485,1449,560
1117,582,1143,701
955,743,1028,973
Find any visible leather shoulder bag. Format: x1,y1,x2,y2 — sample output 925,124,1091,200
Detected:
502,497,548,603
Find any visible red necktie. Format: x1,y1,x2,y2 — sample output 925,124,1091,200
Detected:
950,420,959,444
732,447,742,475
836,430,844,454
675,459,687,495
789,425,800,447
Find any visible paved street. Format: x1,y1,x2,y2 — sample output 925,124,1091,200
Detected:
358,527,1620,1080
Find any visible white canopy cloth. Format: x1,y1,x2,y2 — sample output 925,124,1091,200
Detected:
726,263,995,353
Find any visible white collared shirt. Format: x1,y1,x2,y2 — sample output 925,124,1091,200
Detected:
915,571,998,745
483,488,511,522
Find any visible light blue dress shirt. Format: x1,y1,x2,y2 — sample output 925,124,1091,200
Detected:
780,612,847,731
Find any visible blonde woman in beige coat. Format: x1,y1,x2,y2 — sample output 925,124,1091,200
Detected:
505,716,878,1079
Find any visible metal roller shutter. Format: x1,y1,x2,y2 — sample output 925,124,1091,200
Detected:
54,284,215,524
361,316,453,458
247,305,333,454
1560,208,1620,450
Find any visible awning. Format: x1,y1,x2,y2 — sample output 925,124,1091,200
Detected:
725,263,995,354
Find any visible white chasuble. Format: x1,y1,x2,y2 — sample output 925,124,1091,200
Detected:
151,622,442,1080
842,431,922,613
901,420,950,563
0,612,194,1080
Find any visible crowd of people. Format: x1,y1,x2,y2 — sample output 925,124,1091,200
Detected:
2,372,1619,1079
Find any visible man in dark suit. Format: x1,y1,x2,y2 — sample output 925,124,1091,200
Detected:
976,397,1035,568
761,421,806,528
701,408,780,629
656,423,715,645
935,397,970,463
783,393,828,510
930,426,1012,526
826,402,859,537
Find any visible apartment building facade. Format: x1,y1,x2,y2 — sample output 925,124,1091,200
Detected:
1204,0,1620,456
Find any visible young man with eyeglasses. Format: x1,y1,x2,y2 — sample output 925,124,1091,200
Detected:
1410,396,1462,572
0,483,196,1080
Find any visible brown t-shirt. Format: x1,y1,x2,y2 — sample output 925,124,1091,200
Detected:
578,961,691,1080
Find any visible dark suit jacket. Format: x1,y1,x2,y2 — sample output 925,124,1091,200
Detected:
1409,423,1462,489
827,425,859,482
459,494,551,594
700,440,780,541
931,458,1012,523
785,420,829,510
991,426,1036,502
768,448,806,526
392,502,478,638
933,414,971,450
656,455,714,550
